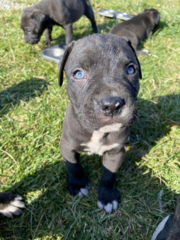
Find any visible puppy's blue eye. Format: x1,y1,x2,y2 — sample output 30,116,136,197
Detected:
74,70,85,79
126,65,136,75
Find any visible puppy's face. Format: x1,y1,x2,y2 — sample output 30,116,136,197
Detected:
59,34,142,131
20,9,46,45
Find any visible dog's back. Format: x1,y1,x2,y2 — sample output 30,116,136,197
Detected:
111,9,160,52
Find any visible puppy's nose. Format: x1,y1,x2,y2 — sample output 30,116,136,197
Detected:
101,97,125,116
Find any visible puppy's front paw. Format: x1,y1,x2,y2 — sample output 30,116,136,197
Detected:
97,185,120,213
67,175,90,197
0,193,25,218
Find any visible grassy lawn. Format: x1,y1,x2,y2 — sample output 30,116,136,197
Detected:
0,0,180,239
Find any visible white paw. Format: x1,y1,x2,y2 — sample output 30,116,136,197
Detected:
142,49,149,54
13,195,23,200
97,200,118,213
11,199,25,208
0,195,25,218
104,203,112,213
78,186,90,197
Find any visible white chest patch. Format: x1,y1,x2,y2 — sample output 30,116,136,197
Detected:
80,123,122,156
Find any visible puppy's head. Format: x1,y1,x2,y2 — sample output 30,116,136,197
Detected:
143,8,160,27
58,34,142,131
20,8,46,45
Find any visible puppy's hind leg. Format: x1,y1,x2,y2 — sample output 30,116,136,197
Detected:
84,6,98,33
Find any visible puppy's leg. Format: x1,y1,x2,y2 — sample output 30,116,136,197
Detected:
63,151,90,197
0,193,25,218
97,148,125,213
44,26,52,46
84,6,98,33
64,23,73,45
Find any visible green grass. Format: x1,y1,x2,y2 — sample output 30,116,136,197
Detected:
0,0,180,239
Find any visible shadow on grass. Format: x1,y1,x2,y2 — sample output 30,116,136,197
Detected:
0,78,48,117
154,20,168,33
0,94,179,239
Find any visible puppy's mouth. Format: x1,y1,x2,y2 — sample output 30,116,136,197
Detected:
77,97,137,131
96,112,129,126
93,97,128,124
24,37,40,45
93,99,137,129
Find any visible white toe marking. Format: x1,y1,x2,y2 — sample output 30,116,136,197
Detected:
80,188,88,196
15,195,23,200
0,195,25,218
104,203,113,213
0,205,22,217
10,208,22,216
142,49,149,54
97,201,104,209
11,200,25,208
78,191,83,197
6,205,20,214
112,200,118,210
0,210,13,218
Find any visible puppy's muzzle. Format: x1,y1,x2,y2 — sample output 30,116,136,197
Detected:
100,96,125,116
24,36,40,45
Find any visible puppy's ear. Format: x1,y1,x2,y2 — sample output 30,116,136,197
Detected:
30,10,46,23
58,41,76,87
153,11,160,26
122,36,142,79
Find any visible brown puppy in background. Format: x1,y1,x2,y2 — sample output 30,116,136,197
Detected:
20,0,98,46
111,9,160,55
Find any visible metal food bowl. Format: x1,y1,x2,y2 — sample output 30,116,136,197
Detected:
41,44,66,63
97,9,134,21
